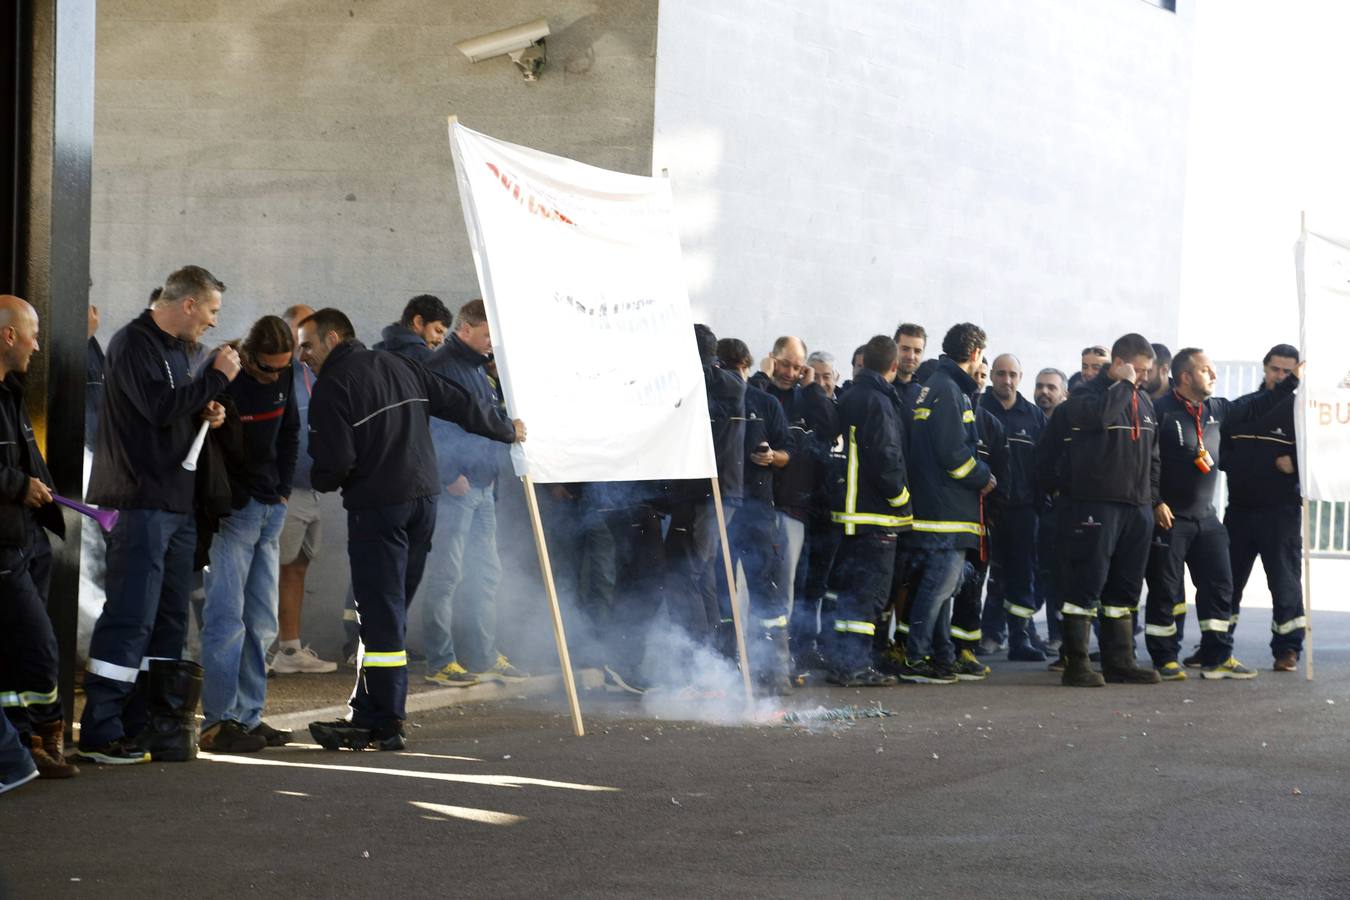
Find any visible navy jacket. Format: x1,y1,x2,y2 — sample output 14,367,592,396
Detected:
1155,378,1297,518
1220,384,1300,509
424,333,512,488
307,340,516,510
831,368,911,536
216,358,300,505
87,310,230,512
706,362,746,503
1063,372,1160,507
980,391,1046,508
0,374,64,547
741,381,792,505
371,323,434,365
1034,405,1073,503
906,357,991,550
748,373,837,520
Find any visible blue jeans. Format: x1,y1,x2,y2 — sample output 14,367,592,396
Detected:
418,486,501,674
904,549,966,665
201,499,286,729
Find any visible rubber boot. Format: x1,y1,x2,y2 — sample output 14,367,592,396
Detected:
1006,615,1046,661
1060,615,1105,688
136,659,204,762
29,720,79,778
1100,616,1160,685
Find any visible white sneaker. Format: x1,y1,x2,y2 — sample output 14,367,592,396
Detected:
271,645,338,674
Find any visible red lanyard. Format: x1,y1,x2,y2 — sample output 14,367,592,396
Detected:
1173,390,1205,452
1130,391,1140,441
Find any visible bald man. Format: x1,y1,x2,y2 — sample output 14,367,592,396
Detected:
979,353,1049,661
0,296,76,779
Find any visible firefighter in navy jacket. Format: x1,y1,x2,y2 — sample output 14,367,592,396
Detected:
827,336,911,686
899,326,995,683
297,309,520,751
1059,333,1161,687
1143,347,1299,679
1219,344,1305,669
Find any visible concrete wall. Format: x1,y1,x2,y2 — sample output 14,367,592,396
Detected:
88,0,658,665
91,0,658,340
653,0,1194,383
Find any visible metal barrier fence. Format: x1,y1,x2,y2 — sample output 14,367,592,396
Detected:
1212,360,1348,558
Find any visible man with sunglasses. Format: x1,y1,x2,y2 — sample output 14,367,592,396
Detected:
1067,345,1110,393
199,315,300,753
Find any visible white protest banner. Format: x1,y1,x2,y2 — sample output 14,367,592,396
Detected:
1294,229,1350,501
448,120,716,485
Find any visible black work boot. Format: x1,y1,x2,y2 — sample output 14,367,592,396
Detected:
135,660,204,762
1060,615,1105,688
309,720,406,751
751,628,792,696
1100,617,1161,685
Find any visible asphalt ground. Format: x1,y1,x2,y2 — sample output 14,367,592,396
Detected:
6,611,1350,900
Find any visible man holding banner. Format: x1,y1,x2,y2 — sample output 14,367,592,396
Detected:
297,308,522,752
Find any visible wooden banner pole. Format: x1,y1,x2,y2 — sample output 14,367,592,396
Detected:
1303,497,1314,682
710,477,755,706
521,475,586,736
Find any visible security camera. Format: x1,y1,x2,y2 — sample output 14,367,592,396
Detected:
454,18,550,81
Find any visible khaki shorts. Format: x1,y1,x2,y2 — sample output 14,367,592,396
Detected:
279,488,323,564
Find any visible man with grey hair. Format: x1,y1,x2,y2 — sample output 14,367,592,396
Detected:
751,335,837,671
806,350,838,399
81,265,240,764
1033,368,1069,413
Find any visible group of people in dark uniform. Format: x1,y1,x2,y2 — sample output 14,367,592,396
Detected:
0,268,1310,792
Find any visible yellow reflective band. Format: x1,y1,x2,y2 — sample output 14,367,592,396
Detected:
842,425,861,536
1102,605,1134,619
962,410,976,424
895,621,911,634
912,519,984,535
1271,616,1308,635
834,620,877,636
887,487,911,508
1229,614,1240,624
1145,623,1177,637
1172,602,1188,616
1061,603,1098,618
362,650,408,668
913,407,932,421
949,457,977,479
0,687,59,708
823,591,839,601
950,626,982,641
761,615,788,629
1198,619,1230,633
1004,602,1035,619
832,511,914,528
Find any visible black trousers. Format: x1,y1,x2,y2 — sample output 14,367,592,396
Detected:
347,497,435,731
1063,500,1151,621
1227,504,1305,656
1036,501,1066,641
790,512,841,648
831,532,897,669
0,533,58,738
1144,513,1234,666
